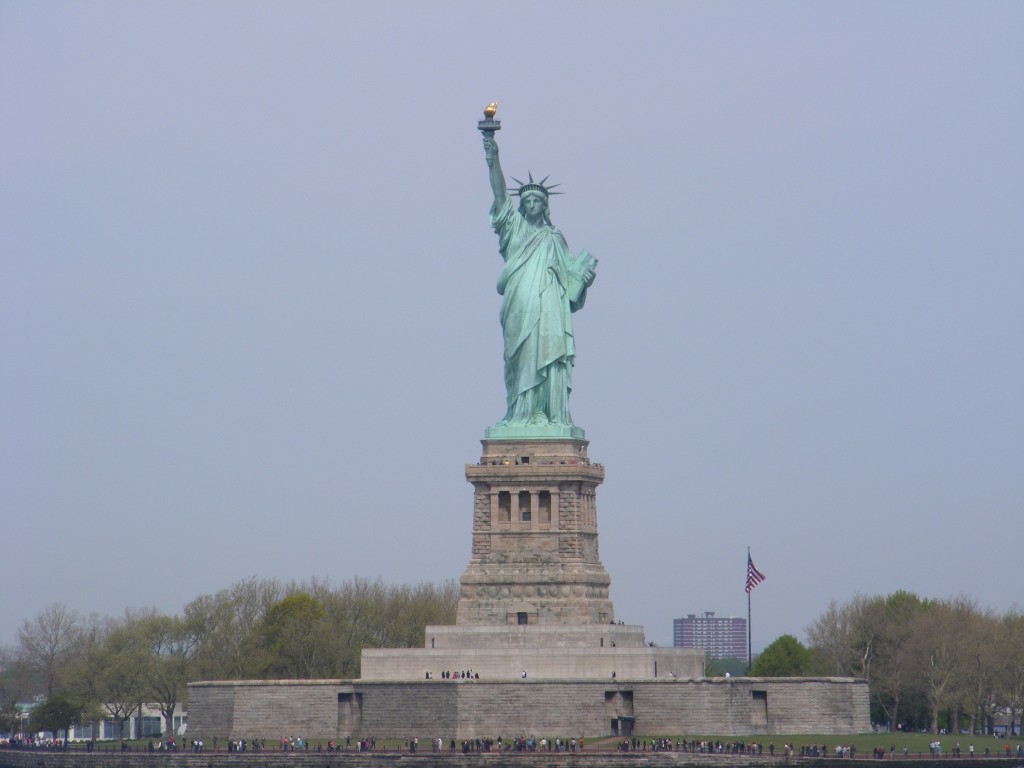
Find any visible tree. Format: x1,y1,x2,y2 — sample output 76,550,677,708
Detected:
806,590,925,730
320,577,391,677
0,646,32,736
134,613,197,738
7,574,463,715
750,635,811,676
17,603,81,695
806,598,860,676
184,577,284,681
956,606,1000,737
806,593,895,680
183,575,459,682
84,619,149,738
29,690,99,737
870,591,922,731
998,611,1024,740
905,597,972,733
311,576,459,679
253,593,330,678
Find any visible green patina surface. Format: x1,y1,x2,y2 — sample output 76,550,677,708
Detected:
483,423,586,441
480,108,597,440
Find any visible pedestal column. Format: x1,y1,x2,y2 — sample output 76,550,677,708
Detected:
457,438,614,626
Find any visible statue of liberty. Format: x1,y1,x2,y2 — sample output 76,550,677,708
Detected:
481,109,597,432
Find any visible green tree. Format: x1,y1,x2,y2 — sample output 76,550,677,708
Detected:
750,634,811,676
871,591,922,731
252,593,330,678
29,690,99,737
83,619,149,738
183,576,458,681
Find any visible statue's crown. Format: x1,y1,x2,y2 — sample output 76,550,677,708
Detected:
510,172,562,199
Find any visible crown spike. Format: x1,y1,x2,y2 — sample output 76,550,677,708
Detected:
508,172,562,198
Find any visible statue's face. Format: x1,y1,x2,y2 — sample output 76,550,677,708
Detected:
521,193,547,224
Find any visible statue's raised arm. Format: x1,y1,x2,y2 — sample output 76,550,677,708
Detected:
483,133,506,209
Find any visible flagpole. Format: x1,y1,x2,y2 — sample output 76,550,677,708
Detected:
747,546,752,674
745,548,765,675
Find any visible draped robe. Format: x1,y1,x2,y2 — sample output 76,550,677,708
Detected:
490,197,589,425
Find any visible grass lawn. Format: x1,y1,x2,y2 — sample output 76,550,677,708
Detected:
586,732,1020,756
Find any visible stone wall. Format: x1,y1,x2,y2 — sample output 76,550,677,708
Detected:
425,624,650,649
187,677,869,740
359,646,704,681
188,680,346,740
760,679,870,733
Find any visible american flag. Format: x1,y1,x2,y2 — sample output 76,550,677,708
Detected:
745,553,766,593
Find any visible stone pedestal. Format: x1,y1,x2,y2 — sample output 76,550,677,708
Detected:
458,438,614,626
347,435,704,683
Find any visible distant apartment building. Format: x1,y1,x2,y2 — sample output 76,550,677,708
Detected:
673,611,747,661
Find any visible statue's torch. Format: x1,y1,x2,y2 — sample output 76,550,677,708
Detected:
478,102,501,135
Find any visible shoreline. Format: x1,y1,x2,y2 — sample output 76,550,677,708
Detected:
2,747,1022,768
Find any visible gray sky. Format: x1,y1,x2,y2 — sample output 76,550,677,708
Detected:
2,1,1022,653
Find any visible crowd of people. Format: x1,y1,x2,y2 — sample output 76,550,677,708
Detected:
425,669,480,679
617,738,770,753
5,729,1022,758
